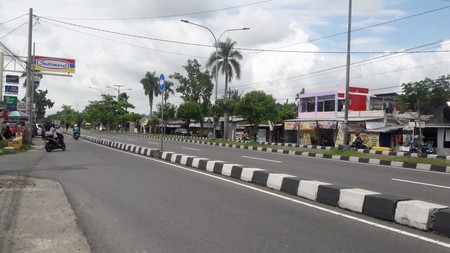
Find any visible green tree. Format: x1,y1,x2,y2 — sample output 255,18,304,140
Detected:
235,91,278,140
28,89,54,122
83,94,118,130
155,102,176,120
140,71,159,117
171,59,213,131
177,102,203,131
206,38,243,99
276,100,298,122
398,75,450,146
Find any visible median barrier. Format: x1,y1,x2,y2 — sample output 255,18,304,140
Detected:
362,194,411,221
298,180,331,201
317,185,349,207
280,177,301,196
240,168,264,182
432,209,450,236
394,200,447,231
338,188,379,213
266,173,296,191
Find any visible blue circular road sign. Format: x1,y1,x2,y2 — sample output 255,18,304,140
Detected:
159,74,165,91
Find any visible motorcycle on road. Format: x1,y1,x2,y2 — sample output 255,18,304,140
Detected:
45,132,66,152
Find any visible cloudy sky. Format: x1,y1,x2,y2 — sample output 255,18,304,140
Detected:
1,0,450,116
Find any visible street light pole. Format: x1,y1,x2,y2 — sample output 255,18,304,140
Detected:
181,20,249,139
106,84,131,101
88,86,114,95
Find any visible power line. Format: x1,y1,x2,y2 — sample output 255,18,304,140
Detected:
36,15,450,55
43,0,272,20
41,20,208,59
243,5,450,54
0,14,27,26
0,21,28,40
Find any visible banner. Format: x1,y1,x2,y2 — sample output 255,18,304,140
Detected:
32,55,76,73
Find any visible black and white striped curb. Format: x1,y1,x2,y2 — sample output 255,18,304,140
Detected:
81,134,450,238
113,133,450,173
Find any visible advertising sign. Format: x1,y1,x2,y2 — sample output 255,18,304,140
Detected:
17,101,26,111
5,85,19,95
32,55,76,73
284,121,299,130
299,121,317,130
6,75,19,84
3,96,18,106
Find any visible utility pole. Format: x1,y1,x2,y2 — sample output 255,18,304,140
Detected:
343,0,352,146
0,52,3,103
25,8,33,143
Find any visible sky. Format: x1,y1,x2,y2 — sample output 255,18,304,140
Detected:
1,0,450,116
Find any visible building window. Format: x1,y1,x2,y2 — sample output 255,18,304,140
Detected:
300,97,315,112
317,95,335,112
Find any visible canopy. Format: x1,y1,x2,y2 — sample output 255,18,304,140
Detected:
8,111,29,120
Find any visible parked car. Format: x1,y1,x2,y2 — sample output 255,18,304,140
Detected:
174,128,189,136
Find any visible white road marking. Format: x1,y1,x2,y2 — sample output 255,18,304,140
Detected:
89,141,450,249
147,142,159,145
392,178,450,190
242,155,282,163
182,147,201,151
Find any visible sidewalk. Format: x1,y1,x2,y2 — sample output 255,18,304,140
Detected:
0,140,90,252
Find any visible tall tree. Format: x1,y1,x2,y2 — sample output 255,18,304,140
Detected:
206,38,243,99
23,89,54,122
235,91,278,141
140,71,159,117
171,59,213,131
206,38,243,139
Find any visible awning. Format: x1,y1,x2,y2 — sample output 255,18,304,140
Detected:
365,125,404,133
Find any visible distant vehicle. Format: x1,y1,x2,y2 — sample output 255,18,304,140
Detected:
174,128,189,136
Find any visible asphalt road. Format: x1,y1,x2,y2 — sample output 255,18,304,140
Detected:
87,131,450,206
4,134,444,252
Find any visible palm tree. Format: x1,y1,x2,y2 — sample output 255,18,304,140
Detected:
140,71,159,118
207,38,243,99
207,37,243,139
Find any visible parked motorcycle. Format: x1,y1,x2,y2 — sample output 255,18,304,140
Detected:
410,144,436,154
351,139,368,150
45,132,66,152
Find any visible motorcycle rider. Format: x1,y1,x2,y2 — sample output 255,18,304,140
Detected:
50,124,63,143
73,124,80,138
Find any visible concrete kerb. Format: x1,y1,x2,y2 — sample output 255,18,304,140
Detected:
80,134,450,238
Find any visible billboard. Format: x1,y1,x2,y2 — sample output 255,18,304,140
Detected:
32,55,76,73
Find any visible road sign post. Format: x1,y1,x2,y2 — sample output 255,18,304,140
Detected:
159,74,165,151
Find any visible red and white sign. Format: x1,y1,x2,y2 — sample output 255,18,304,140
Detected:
32,56,76,73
